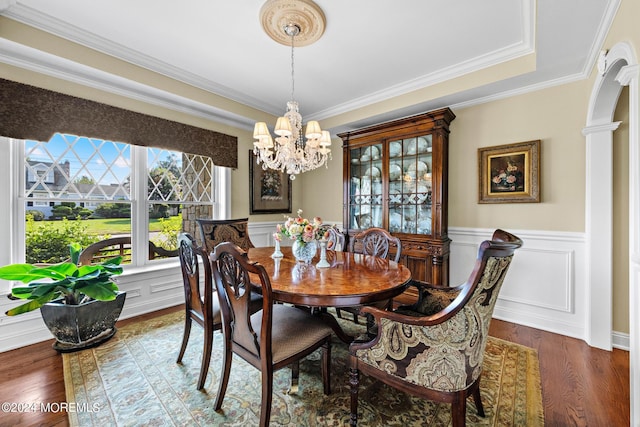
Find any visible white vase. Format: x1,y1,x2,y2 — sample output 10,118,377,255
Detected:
271,239,283,258
292,239,317,264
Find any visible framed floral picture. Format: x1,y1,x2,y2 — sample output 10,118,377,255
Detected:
249,150,292,214
478,140,541,203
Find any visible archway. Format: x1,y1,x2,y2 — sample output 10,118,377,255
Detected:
583,41,639,425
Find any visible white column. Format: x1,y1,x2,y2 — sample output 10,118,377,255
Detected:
582,122,620,350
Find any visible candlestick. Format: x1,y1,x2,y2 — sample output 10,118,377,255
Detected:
316,239,330,268
271,239,283,258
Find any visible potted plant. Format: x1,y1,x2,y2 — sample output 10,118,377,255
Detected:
0,242,126,352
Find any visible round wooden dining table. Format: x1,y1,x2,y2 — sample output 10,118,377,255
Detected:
248,246,412,342
248,246,411,306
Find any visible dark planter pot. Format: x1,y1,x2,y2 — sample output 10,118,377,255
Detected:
40,291,126,352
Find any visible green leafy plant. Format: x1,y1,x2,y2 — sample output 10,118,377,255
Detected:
0,243,123,316
25,215,104,264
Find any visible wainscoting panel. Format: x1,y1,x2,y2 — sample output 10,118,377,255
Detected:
449,227,590,342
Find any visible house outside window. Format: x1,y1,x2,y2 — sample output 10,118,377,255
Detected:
20,133,217,265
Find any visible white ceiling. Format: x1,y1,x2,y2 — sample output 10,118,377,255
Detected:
1,0,618,132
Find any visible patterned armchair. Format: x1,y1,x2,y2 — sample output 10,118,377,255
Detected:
348,229,523,427
196,218,255,253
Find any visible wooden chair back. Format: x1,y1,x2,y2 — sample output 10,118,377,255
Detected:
210,242,332,427
210,242,270,358
197,218,255,253
175,232,220,390
349,227,401,262
320,225,345,251
177,233,214,327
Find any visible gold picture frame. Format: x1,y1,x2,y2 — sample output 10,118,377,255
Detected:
478,140,541,203
249,150,292,214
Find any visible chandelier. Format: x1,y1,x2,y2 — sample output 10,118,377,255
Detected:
253,1,331,180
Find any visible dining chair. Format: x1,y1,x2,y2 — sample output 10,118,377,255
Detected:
176,233,261,390
348,229,523,427
196,218,255,253
210,242,333,427
337,227,401,324
175,232,220,390
348,227,401,262
320,224,345,251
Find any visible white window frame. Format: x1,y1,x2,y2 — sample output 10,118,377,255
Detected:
0,137,230,294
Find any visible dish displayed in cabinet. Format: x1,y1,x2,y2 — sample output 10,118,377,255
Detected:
407,161,429,180
364,166,381,180
417,219,431,234
389,163,402,181
360,145,380,162
389,141,402,157
405,137,430,155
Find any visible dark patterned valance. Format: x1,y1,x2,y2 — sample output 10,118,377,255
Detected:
0,78,237,169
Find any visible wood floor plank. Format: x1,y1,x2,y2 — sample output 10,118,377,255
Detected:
0,307,629,426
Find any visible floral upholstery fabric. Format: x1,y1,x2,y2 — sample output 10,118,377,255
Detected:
355,256,513,393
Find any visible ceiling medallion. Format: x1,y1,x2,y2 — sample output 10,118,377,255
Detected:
259,0,326,47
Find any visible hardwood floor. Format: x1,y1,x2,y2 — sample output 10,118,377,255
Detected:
0,306,630,427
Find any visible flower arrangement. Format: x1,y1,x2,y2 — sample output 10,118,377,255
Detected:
276,209,327,244
491,161,524,192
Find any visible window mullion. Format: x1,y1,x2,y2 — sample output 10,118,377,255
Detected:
213,165,230,219
131,145,148,265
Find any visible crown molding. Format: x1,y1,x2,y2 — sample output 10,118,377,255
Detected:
0,0,16,13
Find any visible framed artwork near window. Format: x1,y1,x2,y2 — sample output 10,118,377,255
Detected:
249,150,292,214
478,140,541,203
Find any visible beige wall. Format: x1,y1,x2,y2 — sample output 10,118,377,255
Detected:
449,81,589,231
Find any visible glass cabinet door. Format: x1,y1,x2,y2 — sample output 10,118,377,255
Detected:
388,135,432,235
349,143,383,230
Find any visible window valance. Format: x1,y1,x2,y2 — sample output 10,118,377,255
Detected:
0,78,237,169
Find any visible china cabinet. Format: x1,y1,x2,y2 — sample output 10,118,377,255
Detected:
338,108,455,293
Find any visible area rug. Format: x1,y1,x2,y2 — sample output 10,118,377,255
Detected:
63,310,544,426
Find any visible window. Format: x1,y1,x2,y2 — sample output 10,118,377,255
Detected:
19,133,217,265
